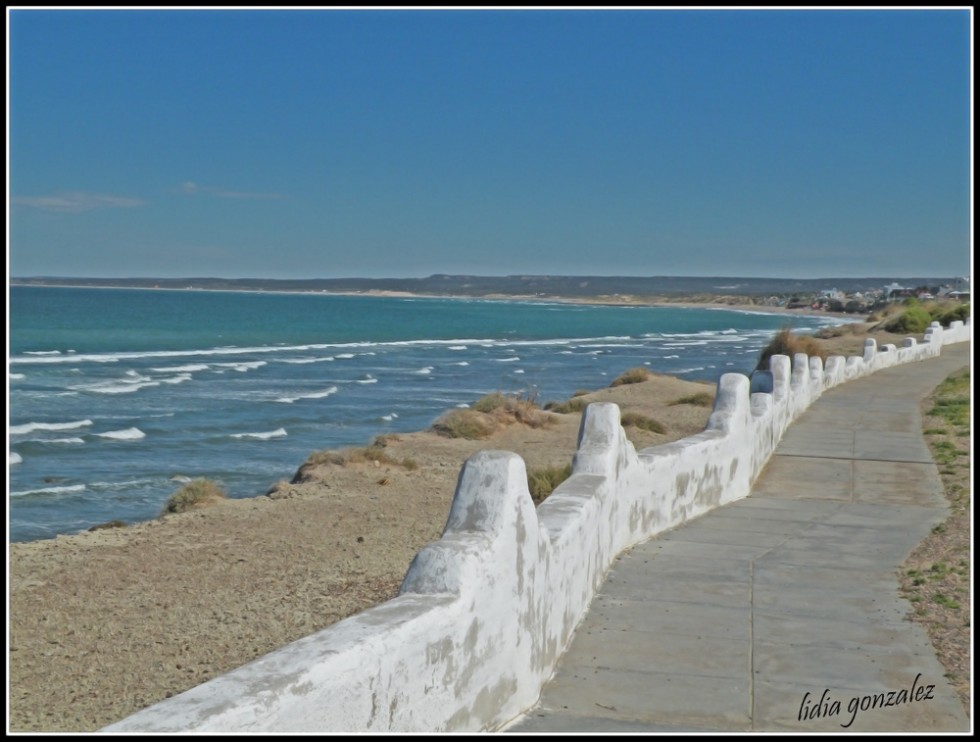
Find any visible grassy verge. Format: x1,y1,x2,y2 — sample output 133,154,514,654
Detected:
899,367,971,713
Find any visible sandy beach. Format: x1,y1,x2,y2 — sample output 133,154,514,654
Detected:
7,317,914,732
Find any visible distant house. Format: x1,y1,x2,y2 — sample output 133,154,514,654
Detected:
883,282,906,300
938,280,970,303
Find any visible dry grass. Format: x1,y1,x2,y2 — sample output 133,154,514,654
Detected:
610,367,652,387
867,303,905,323
292,444,418,483
669,391,715,407
432,392,554,439
813,322,870,339
430,409,497,440
527,463,573,504
160,479,227,515
544,396,589,414
755,326,827,372
620,411,666,434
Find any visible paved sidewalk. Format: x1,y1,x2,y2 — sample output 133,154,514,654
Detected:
508,344,970,733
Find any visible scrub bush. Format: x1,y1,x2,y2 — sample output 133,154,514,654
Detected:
161,478,227,515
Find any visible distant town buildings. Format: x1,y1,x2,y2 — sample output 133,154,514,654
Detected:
795,279,971,314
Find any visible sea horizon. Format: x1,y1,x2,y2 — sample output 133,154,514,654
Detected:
9,272,962,299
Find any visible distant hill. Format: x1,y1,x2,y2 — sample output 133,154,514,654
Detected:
9,274,955,299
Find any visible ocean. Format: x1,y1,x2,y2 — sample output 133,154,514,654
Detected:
8,286,841,542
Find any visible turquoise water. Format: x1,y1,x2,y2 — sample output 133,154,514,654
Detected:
8,286,839,542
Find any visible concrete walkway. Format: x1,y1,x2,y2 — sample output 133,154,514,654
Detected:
508,345,970,733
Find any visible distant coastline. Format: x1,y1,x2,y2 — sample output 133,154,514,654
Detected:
10,276,872,321
13,272,953,320
9,273,951,297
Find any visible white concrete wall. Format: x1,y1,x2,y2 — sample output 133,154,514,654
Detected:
103,320,971,733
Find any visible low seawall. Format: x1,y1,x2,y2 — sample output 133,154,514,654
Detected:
103,320,971,733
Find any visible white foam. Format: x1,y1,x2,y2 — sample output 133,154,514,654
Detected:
11,483,86,497
454,361,469,366
281,357,334,364
356,375,378,384
9,373,25,380
158,373,193,385
10,335,684,368
415,367,434,375
24,350,62,356
95,427,146,441
276,386,339,403
213,361,267,373
449,346,468,351
88,478,157,491
655,330,748,340
45,437,86,445
514,369,525,374
578,343,644,349
150,364,209,373
9,451,22,465
75,379,160,394
231,428,287,440
10,419,93,435
496,357,521,363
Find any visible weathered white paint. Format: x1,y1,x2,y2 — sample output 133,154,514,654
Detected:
103,319,971,733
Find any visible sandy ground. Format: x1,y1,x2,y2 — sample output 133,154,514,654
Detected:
5,320,935,732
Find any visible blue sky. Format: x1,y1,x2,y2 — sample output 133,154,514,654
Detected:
7,8,972,279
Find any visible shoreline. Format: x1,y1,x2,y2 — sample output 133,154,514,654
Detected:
8,288,867,545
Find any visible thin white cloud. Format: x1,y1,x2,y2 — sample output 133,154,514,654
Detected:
180,182,284,200
13,191,145,213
